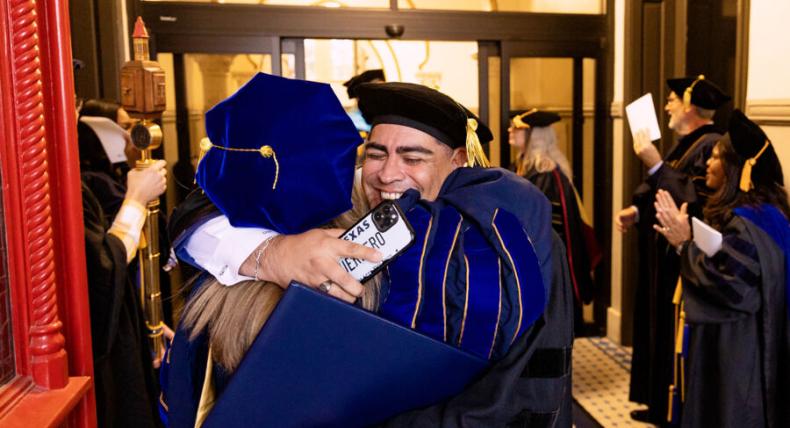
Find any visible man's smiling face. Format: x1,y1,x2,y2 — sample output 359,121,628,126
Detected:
361,123,466,207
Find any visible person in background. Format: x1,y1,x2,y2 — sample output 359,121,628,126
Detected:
614,76,731,424
343,68,385,138
653,110,790,427
78,115,169,427
79,98,175,325
509,108,601,336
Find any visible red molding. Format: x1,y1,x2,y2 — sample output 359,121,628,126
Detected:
7,0,67,390
0,376,91,427
0,377,33,420
36,0,96,425
0,0,95,426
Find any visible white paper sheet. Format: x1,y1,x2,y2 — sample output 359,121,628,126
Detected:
692,217,723,257
625,93,662,142
80,116,128,164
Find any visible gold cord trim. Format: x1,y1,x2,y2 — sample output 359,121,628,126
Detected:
197,138,280,190
739,139,771,192
683,75,705,108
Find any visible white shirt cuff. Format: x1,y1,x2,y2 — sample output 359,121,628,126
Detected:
647,160,664,176
631,205,640,223
183,215,278,286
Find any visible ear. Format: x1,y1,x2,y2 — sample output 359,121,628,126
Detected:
451,147,468,167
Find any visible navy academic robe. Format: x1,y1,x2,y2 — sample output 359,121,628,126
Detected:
164,167,572,427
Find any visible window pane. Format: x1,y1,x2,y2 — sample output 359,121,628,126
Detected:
143,0,390,7
0,168,15,387
398,0,604,13
510,57,573,162
305,39,479,115
158,53,274,171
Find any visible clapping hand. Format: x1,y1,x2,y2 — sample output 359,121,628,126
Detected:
653,189,691,248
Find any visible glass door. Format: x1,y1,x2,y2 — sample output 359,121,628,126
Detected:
497,40,607,333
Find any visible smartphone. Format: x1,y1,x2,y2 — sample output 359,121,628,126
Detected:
339,200,415,283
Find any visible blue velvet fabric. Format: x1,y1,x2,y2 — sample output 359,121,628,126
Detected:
734,204,790,314
196,73,360,234
381,167,551,360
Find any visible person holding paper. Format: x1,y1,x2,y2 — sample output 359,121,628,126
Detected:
652,110,790,428
615,76,731,424
508,108,601,335
164,75,572,427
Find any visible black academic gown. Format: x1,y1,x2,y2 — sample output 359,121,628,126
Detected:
629,124,722,420
524,167,595,335
82,170,174,327
82,181,161,428
679,207,790,428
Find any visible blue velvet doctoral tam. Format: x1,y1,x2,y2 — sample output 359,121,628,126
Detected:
196,72,360,234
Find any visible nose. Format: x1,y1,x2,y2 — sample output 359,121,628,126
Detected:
377,155,404,184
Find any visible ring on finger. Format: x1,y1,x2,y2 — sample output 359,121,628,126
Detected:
318,280,334,294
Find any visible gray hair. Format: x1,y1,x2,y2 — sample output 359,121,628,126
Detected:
693,106,716,120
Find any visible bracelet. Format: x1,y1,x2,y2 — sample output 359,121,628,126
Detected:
253,235,277,281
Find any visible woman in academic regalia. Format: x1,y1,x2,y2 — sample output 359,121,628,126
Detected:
655,109,790,428
508,109,600,335
77,100,169,427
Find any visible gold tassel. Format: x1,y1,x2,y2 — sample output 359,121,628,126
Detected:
512,108,537,129
465,118,490,168
739,140,770,192
683,75,705,108
195,137,280,190
259,145,280,190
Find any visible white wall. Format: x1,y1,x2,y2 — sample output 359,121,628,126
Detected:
607,0,626,344
746,0,790,188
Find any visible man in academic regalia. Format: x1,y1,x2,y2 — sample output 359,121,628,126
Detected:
615,76,731,424
166,76,573,426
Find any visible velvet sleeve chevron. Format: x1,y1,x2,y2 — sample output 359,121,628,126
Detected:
680,215,762,320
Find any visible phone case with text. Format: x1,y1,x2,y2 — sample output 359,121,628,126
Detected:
339,200,415,283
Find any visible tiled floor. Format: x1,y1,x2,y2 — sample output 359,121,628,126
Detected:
573,337,655,428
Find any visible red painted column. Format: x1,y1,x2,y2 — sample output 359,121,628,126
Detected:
7,0,68,389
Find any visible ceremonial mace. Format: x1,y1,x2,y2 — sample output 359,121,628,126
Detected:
121,17,167,357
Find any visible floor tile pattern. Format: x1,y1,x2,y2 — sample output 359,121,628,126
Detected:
573,337,655,428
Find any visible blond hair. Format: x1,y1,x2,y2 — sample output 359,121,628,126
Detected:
180,170,380,372
514,126,572,179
